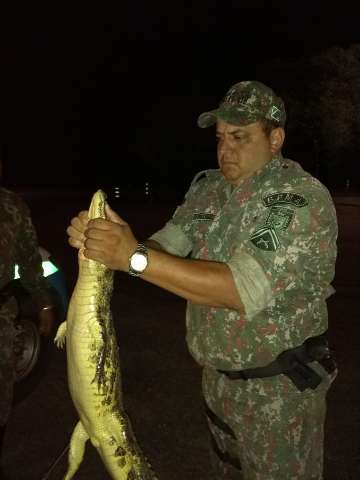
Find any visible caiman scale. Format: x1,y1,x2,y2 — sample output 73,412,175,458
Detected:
55,190,156,480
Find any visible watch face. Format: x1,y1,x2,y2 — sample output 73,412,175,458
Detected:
131,252,148,272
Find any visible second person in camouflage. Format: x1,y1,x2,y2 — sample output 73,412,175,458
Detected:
0,183,57,479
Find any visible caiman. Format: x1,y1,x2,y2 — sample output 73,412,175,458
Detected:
55,189,156,480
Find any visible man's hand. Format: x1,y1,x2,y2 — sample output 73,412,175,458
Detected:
67,210,89,249
83,204,138,271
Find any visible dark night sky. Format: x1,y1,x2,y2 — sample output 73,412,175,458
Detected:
1,2,359,192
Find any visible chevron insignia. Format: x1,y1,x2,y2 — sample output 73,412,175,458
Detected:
270,106,281,122
250,227,280,251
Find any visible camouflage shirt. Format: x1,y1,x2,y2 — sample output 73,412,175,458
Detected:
150,155,338,371
0,187,52,319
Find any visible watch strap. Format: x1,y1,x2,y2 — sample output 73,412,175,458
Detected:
128,243,148,277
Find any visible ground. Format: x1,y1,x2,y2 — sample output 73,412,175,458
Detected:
2,190,360,480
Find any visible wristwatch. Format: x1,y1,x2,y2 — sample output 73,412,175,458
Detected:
128,243,149,276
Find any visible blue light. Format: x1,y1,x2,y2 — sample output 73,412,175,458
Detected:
14,260,59,279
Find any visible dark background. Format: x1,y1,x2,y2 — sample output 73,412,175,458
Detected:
1,4,360,479
1,1,360,194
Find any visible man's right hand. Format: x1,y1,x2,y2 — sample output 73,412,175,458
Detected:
67,210,89,249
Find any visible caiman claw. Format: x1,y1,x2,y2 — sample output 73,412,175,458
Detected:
54,322,67,348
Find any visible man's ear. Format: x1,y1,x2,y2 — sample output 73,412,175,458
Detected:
269,127,285,154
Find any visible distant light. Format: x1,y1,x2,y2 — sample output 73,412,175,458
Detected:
14,260,59,279
145,181,150,196
114,186,120,198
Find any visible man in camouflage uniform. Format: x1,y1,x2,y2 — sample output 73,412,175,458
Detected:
67,81,338,479
0,185,56,478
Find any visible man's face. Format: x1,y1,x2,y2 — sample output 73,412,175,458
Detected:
216,120,284,186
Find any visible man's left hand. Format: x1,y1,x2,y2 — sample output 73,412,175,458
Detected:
83,204,138,271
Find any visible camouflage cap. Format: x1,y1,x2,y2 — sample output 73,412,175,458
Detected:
197,80,286,128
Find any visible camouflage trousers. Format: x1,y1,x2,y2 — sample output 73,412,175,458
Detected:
202,365,336,480
0,304,17,427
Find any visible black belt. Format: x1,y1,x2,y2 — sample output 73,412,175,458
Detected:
218,332,337,392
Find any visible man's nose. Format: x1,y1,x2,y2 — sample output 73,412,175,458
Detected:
218,138,230,155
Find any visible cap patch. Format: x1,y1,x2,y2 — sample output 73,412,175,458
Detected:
270,106,281,122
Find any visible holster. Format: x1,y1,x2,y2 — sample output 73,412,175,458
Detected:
218,331,337,392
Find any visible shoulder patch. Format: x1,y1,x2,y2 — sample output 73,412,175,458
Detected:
263,192,308,208
250,227,280,251
265,206,294,230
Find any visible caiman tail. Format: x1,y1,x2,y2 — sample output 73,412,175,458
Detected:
55,190,157,480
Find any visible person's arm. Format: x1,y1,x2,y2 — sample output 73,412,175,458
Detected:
141,247,244,310
81,206,245,311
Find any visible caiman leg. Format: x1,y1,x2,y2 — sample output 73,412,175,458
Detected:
64,421,89,480
91,413,151,480
65,412,153,479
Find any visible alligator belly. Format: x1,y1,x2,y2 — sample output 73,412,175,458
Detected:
67,330,120,410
